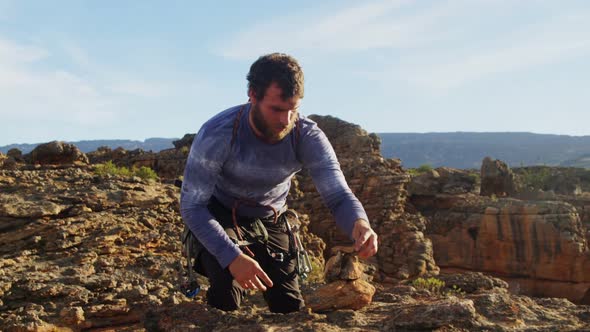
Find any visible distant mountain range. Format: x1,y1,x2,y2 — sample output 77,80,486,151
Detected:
3,132,590,169
0,138,176,155
378,132,590,169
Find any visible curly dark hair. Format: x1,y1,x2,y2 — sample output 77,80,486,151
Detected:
247,53,304,101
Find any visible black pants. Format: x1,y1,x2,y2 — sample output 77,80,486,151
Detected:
195,198,305,313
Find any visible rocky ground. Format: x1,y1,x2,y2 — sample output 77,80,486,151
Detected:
1,166,590,331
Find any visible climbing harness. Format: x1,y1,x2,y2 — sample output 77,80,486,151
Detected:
231,197,277,257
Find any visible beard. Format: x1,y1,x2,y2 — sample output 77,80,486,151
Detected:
251,103,297,142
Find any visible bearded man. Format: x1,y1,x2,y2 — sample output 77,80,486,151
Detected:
180,53,378,313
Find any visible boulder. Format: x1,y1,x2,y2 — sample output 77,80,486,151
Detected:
0,151,20,170
173,133,195,149
7,148,23,161
29,141,88,165
437,272,509,293
407,169,441,196
408,167,478,196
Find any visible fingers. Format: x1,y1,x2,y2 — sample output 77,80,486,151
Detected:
352,219,378,258
251,275,267,291
354,230,371,251
357,232,378,258
229,253,274,292
242,279,261,291
239,274,271,292
234,265,273,292
256,269,274,288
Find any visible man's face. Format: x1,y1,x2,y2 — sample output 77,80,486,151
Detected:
249,82,301,143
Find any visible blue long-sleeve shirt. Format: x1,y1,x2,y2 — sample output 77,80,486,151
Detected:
180,103,368,268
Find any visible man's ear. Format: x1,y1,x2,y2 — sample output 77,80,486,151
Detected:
248,88,257,103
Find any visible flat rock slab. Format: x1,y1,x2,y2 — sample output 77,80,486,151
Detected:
0,196,65,218
305,279,376,312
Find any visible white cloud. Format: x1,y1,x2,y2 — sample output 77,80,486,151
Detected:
0,38,121,135
0,38,48,63
400,11,590,92
215,0,457,59
217,0,590,94
0,37,183,119
0,36,207,143
60,42,172,98
62,43,92,68
214,0,526,60
108,79,171,98
0,65,112,120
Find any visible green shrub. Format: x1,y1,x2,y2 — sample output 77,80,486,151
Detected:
95,161,131,177
447,284,466,297
520,167,551,190
412,277,445,294
408,164,434,176
468,172,480,183
411,277,465,297
417,164,433,173
133,166,159,181
95,161,158,181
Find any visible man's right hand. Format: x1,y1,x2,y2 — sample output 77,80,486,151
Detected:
228,253,273,291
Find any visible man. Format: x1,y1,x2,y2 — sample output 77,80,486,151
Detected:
180,53,378,313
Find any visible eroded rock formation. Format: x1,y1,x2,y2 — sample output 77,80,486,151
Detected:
288,115,439,281
480,156,517,197
409,164,590,304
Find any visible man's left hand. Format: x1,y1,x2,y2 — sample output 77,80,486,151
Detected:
352,219,378,258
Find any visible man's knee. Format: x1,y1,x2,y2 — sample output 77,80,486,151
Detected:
207,286,243,311
264,280,305,313
267,296,304,313
197,249,244,311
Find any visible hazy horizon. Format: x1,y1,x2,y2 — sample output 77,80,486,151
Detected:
4,130,590,148
1,1,589,145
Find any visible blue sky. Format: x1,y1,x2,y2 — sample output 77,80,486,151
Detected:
1,0,589,145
